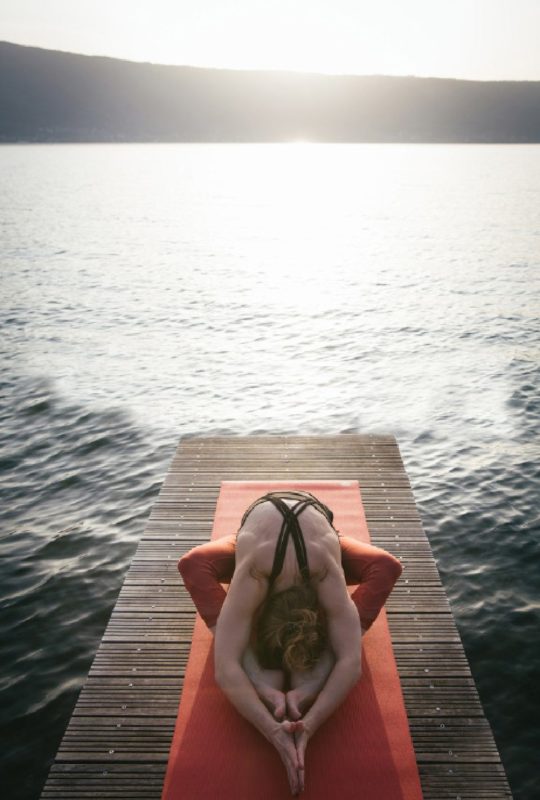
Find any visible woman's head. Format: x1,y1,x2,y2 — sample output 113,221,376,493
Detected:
253,583,327,672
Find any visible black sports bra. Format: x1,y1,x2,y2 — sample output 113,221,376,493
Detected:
239,490,336,588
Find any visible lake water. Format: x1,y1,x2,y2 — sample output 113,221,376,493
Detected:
1,143,538,799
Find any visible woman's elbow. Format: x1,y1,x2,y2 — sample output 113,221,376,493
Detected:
213,647,225,687
214,665,226,689
178,551,189,577
339,653,361,683
214,659,238,690
178,549,200,585
378,551,403,586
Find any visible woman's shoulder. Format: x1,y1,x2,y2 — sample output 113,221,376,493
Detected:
235,526,275,579
293,530,340,591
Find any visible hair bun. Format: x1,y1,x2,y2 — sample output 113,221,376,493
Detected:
254,584,327,672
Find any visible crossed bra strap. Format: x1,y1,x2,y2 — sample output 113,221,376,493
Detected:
239,490,335,588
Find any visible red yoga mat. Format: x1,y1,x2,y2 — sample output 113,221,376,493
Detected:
162,480,423,800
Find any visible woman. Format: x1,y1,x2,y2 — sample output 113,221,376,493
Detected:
178,490,402,795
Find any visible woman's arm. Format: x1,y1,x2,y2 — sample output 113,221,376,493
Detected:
181,539,287,718
178,535,236,628
214,559,303,794
214,562,273,730
293,563,361,779
300,560,362,739
339,536,402,631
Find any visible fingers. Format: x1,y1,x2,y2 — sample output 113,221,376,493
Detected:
290,761,304,795
285,729,306,794
294,730,307,771
282,720,304,734
292,750,305,795
282,742,300,795
284,758,297,795
296,745,305,772
260,687,286,720
286,691,302,721
297,764,305,794
273,695,286,720
274,726,303,795
288,763,300,796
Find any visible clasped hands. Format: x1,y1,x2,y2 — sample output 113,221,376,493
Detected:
261,686,314,796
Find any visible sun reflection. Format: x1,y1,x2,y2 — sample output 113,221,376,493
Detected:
229,144,395,311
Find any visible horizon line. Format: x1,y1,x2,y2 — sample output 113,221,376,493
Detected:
3,39,540,85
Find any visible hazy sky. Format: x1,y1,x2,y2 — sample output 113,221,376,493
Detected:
1,0,539,80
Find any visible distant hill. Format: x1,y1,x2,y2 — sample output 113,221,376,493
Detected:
1,41,540,142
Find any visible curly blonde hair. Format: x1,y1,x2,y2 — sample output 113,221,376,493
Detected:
253,583,327,672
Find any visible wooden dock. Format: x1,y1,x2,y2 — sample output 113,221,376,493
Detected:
40,434,512,799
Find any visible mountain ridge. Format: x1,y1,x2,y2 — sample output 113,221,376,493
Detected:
2,40,539,142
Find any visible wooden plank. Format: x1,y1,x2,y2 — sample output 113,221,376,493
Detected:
40,435,513,799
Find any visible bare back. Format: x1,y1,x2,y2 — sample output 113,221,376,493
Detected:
216,492,361,679
235,497,343,596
